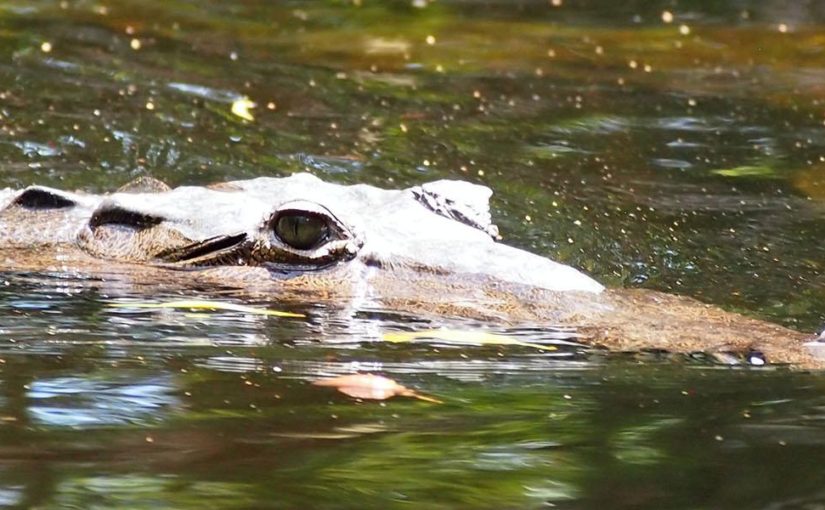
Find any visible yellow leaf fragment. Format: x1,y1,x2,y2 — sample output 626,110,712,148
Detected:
231,97,256,121
382,328,556,351
711,165,775,178
109,299,304,318
313,374,442,403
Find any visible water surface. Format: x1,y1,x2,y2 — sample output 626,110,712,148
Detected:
2,1,825,508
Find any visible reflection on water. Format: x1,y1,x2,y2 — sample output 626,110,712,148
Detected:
28,375,179,427
3,275,825,508
2,0,825,508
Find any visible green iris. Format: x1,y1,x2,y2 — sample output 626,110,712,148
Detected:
274,213,329,250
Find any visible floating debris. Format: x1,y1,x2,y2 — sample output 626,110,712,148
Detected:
109,299,304,318
711,165,775,178
313,374,442,403
383,328,557,351
231,97,256,121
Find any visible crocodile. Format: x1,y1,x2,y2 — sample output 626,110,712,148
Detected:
0,173,820,368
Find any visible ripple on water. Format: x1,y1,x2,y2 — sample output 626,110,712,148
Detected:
547,115,631,135
27,374,180,428
294,153,365,175
167,82,245,103
651,158,693,170
653,115,733,132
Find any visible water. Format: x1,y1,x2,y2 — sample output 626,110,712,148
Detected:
2,1,825,507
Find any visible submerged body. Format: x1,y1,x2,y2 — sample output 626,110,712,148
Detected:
0,173,818,367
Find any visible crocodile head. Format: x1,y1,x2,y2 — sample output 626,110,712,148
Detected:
0,173,603,300
3,173,823,368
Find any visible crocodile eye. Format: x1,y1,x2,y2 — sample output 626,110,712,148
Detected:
274,213,329,250
263,201,360,270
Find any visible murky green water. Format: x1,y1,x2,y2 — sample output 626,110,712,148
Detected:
2,1,825,508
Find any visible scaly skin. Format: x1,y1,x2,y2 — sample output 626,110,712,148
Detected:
0,174,820,368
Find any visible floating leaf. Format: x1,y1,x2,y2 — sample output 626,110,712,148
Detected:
313,374,442,403
109,299,304,318
711,165,775,178
383,328,556,351
231,97,256,121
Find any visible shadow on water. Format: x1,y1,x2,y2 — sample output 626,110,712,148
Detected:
2,0,825,508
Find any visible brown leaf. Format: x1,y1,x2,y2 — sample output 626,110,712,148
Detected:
312,374,442,403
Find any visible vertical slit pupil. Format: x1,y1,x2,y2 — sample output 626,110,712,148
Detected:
275,213,329,250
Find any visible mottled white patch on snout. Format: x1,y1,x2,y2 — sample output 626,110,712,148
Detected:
0,188,14,209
